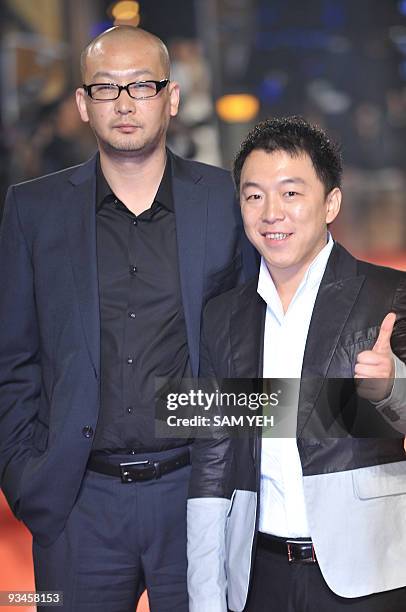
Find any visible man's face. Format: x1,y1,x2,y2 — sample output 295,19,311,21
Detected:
240,149,341,283
76,37,179,156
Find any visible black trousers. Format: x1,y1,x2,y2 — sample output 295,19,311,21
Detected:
33,448,190,612
244,540,406,612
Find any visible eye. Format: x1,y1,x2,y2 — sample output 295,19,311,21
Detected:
94,84,116,91
131,81,155,90
246,193,262,201
285,191,298,198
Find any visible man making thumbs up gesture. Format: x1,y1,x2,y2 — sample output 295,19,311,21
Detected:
188,117,406,612
355,312,396,402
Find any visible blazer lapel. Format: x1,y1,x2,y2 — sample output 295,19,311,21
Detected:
64,155,100,379
229,280,264,472
170,153,208,376
230,279,265,378
297,244,365,435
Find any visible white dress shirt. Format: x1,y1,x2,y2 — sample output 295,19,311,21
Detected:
258,235,334,537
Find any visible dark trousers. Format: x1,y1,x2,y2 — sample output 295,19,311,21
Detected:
244,540,406,612
33,448,190,612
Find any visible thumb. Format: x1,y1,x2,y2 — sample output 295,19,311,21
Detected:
372,312,396,354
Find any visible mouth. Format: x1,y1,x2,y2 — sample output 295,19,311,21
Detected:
113,124,140,132
261,232,293,242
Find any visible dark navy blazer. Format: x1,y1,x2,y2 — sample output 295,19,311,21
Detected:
0,150,256,545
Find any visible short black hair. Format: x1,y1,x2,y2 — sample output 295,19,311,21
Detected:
233,116,342,194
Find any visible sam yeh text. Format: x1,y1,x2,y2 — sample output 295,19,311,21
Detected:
166,415,274,428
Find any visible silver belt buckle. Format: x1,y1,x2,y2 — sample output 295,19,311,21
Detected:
286,539,316,564
119,460,149,483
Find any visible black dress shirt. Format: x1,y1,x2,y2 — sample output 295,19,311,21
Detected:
92,156,192,454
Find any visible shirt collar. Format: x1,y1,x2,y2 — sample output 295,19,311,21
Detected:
257,232,334,312
96,154,174,212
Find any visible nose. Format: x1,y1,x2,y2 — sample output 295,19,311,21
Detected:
114,90,136,114
262,194,285,224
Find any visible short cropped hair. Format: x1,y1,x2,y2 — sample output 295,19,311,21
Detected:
233,116,342,194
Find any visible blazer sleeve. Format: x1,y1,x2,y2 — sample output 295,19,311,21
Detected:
391,276,406,363
0,186,41,515
374,276,406,432
189,304,234,499
187,306,233,612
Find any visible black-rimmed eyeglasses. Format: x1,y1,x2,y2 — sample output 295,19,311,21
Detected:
82,79,170,101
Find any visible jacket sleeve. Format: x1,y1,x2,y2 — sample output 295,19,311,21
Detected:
0,186,41,515
187,306,233,612
391,277,406,363
374,278,406,432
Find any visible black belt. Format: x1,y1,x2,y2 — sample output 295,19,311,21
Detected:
258,532,316,564
87,449,190,483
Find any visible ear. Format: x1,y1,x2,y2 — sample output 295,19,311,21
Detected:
325,187,341,224
168,81,180,118
75,87,90,123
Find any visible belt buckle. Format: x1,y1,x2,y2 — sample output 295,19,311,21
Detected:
286,539,316,564
119,460,150,483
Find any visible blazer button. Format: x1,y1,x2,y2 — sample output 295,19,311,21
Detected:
82,426,94,438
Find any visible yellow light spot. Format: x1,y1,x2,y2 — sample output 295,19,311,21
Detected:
216,94,260,123
111,1,140,20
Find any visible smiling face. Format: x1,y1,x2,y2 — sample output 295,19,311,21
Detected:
76,33,179,157
240,148,341,287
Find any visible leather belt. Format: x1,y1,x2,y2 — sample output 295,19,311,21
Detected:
87,449,190,483
258,532,316,564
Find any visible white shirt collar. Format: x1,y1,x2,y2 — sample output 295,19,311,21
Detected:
257,233,334,320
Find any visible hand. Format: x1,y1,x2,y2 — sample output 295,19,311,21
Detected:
354,312,396,402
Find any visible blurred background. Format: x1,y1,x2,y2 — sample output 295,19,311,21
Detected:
1,0,406,610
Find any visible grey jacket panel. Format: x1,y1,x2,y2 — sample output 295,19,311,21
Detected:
304,461,406,597
187,490,257,612
225,490,257,612
187,497,229,612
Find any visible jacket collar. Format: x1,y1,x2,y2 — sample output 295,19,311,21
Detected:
65,154,99,378
230,277,266,378
229,244,365,431
298,243,365,433
169,150,209,376
65,150,209,377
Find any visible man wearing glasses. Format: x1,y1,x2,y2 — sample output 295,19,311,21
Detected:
0,25,254,611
